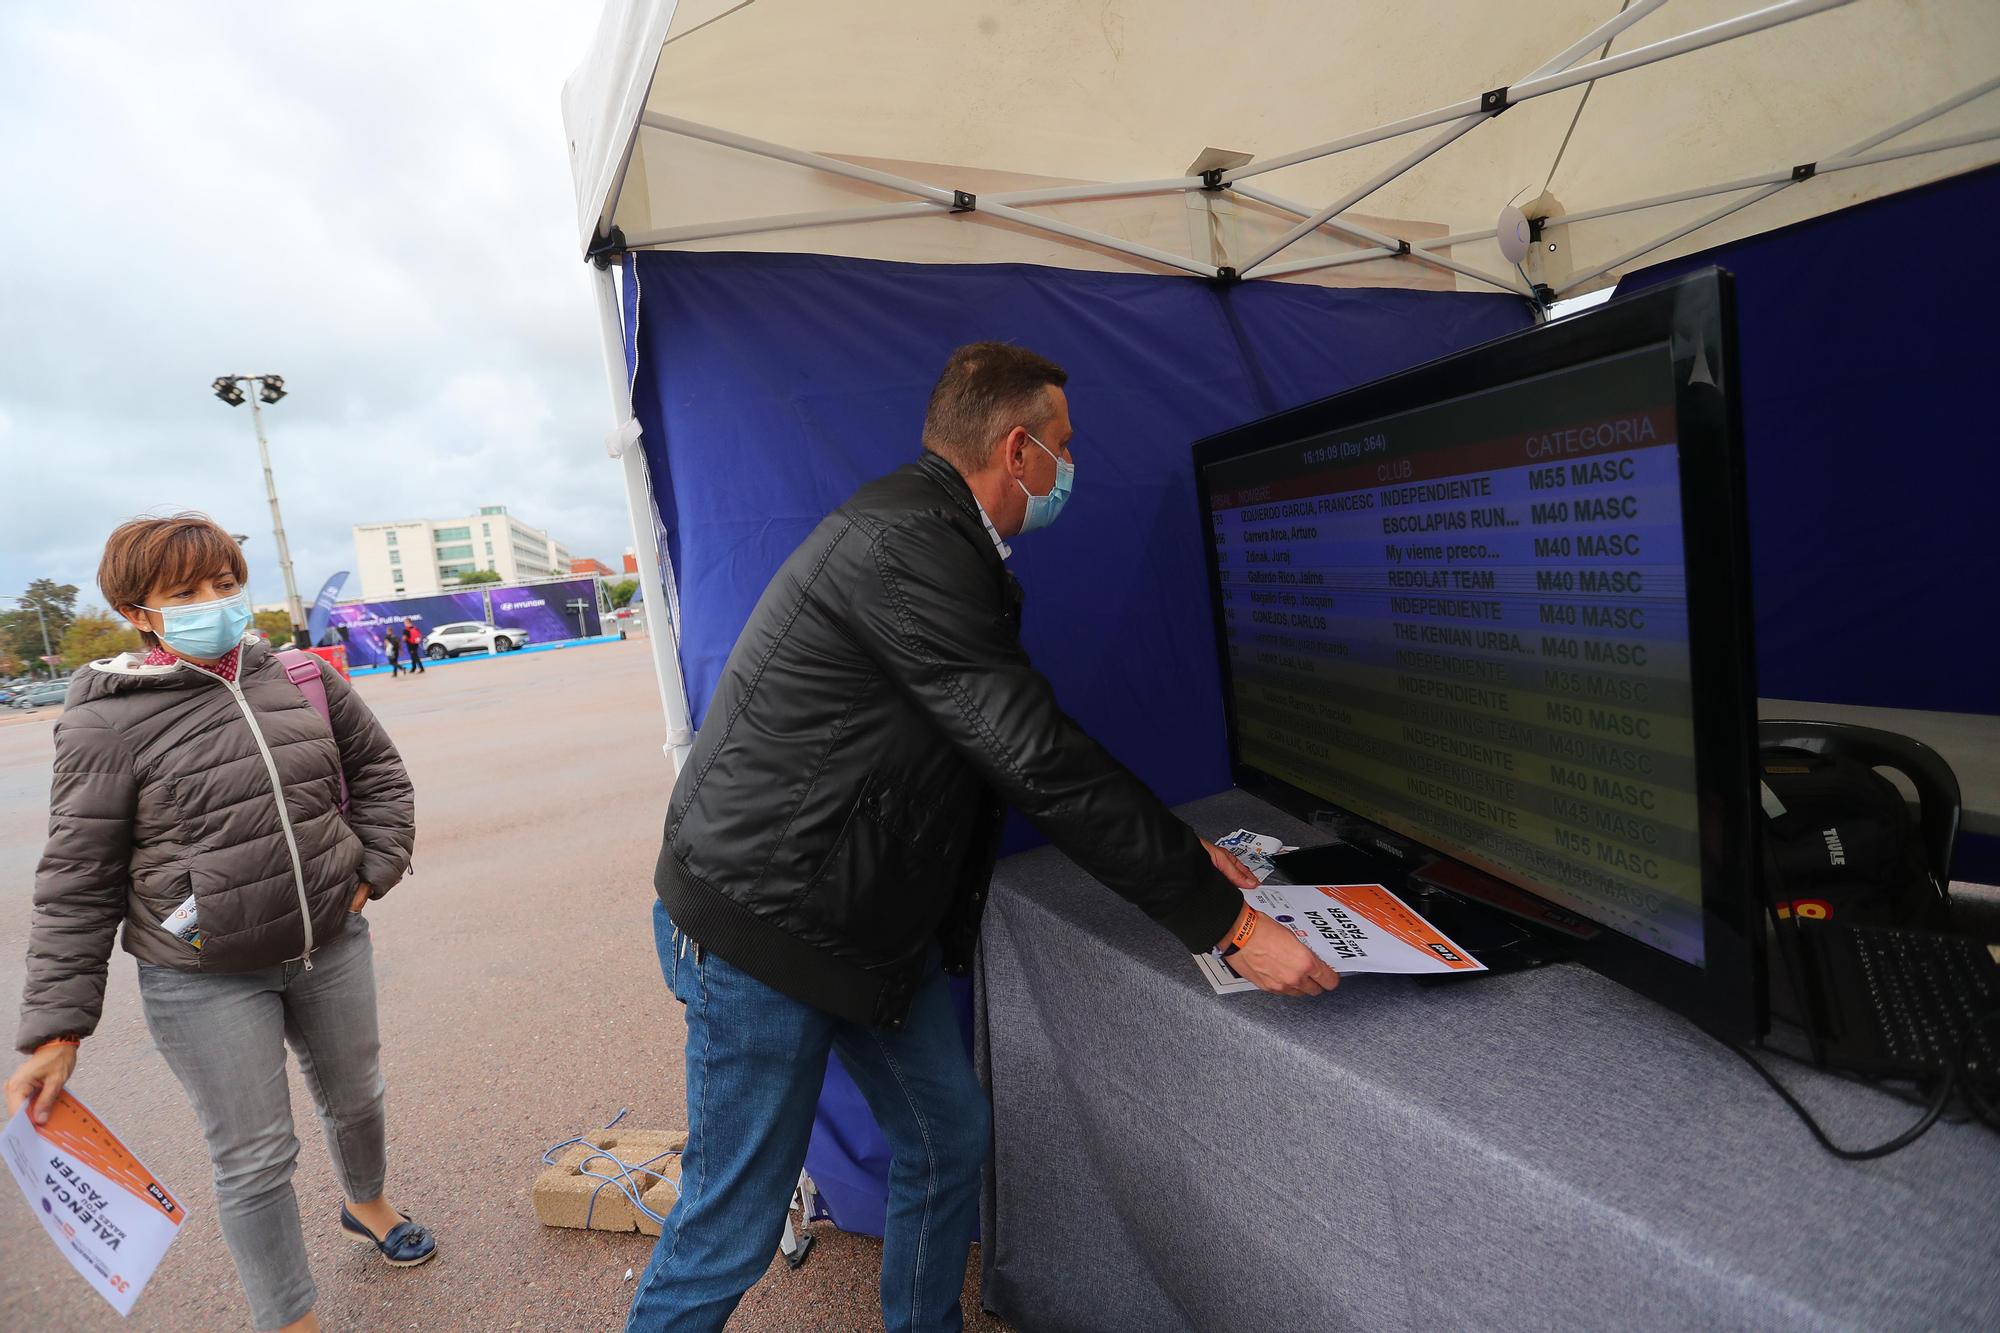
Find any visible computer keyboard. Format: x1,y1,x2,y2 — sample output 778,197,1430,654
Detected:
1836,925,1999,1078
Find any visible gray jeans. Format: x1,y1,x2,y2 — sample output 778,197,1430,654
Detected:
139,911,388,1329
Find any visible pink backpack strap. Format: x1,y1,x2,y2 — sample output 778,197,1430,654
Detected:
276,649,351,813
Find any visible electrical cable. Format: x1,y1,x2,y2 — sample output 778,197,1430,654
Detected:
1963,1012,2000,1131
542,1108,681,1228
1756,1037,1979,1120
1542,0,1633,196
1739,892,1989,1157
1727,1040,1955,1160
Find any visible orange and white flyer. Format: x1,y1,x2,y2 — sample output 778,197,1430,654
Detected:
3,1090,187,1317
1197,881,1489,991
1250,883,1487,976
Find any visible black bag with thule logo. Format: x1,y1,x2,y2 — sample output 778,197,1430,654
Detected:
1758,746,1949,930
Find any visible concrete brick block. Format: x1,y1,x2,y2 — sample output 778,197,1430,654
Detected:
533,1128,687,1235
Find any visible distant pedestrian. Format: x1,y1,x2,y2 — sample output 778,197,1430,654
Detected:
383,630,404,678
402,619,425,674
7,513,432,1333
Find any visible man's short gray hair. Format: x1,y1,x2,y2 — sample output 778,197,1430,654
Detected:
921,342,1068,472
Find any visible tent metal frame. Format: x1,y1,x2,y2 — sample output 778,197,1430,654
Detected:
591,265,695,768
585,0,1996,766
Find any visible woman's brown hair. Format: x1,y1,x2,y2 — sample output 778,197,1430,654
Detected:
99,514,249,648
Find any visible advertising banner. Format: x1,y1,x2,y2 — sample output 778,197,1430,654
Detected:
327,592,487,666
489,579,601,644
306,571,349,645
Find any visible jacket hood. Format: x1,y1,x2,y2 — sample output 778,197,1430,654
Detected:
73,634,274,704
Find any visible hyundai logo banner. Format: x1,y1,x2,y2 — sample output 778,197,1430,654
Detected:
487,578,603,643
325,592,488,666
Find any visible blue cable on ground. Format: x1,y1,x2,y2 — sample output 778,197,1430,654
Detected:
542,1108,681,1228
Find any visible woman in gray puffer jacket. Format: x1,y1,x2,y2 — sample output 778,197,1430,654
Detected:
5,515,433,1332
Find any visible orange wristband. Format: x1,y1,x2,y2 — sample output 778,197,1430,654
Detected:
1227,908,1258,953
35,1037,81,1054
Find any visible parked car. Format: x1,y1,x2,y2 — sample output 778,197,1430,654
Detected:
422,621,531,659
10,680,71,711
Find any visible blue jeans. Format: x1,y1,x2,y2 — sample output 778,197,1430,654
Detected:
628,901,989,1333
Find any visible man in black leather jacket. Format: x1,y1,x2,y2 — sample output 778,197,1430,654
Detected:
630,343,1336,1333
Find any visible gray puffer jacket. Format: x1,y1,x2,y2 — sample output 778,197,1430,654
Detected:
15,638,414,1052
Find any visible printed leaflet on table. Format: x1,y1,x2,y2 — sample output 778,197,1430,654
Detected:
1194,829,1487,993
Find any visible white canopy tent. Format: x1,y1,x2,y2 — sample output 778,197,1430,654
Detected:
564,0,2000,766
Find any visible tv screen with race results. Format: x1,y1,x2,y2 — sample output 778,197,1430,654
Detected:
1199,344,1707,966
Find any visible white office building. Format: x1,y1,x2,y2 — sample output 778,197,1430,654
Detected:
352,506,575,599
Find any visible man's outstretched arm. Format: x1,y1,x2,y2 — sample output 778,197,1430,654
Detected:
845,517,1336,994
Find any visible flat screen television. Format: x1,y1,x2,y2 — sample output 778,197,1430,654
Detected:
1192,268,1764,1041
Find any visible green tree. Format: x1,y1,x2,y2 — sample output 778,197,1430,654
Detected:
59,611,142,670
607,578,639,608
454,568,504,586
253,609,294,644
4,579,79,675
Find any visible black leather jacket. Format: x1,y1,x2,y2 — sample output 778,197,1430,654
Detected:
655,453,1241,1028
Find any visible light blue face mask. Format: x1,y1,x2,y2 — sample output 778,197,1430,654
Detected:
1016,430,1074,534
140,591,253,661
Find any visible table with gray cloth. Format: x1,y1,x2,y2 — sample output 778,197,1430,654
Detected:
976,789,2000,1332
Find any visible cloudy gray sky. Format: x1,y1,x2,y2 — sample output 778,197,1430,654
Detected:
0,4,627,614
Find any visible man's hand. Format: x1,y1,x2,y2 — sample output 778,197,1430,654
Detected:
1220,910,1341,997
348,882,372,914
1200,838,1260,890
5,1044,78,1125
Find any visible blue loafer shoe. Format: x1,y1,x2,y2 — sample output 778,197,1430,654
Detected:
340,1205,437,1268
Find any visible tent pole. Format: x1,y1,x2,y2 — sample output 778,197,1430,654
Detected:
1552,124,2000,229
1236,124,1486,276
638,111,958,205
983,177,1204,207
1418,226,1501,250
1235,0,1675,275
1415,116,1998,261
976,201,1222,278
592,264,695,771
1232,183,1531,295
1249,247,1400,278
623,201,947,248
1556,76,2000,294
1222,0,1852,187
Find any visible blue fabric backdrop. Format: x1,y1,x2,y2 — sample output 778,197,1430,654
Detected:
1617,163,2000,716
627,164,2000,1230
625,250,1529,1234
627,251,1529,816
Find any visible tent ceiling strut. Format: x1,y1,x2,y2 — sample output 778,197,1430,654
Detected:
1230,182,1530,295
1555,75,2000,293
1234,0,1673,276
612,2,1993,297
639,111,960,206
1218,0,1850,188
1233,0,1864,276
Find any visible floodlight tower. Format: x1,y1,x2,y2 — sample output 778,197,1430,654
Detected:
212,374,306,646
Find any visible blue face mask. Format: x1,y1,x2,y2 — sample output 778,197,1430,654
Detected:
141,591,253,661
1016,431,1074,534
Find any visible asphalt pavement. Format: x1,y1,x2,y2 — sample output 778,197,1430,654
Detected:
0,637,1010,1331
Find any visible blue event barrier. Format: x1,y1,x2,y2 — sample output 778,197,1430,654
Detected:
625,249,1528,1235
